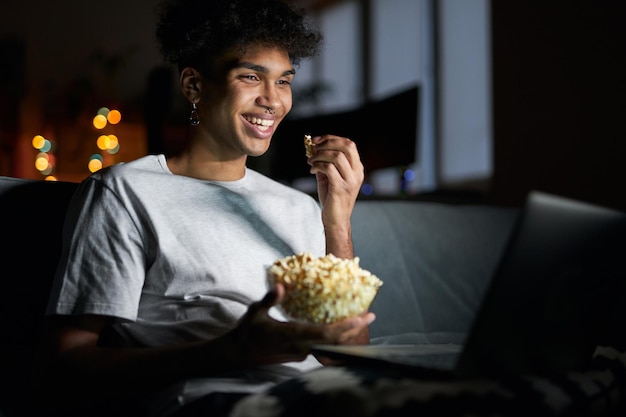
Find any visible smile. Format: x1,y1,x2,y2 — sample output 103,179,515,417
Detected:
244,116,275,131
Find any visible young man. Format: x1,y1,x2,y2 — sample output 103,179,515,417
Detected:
34,0,373,416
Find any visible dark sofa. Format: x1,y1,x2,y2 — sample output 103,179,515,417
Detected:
1,175,624,417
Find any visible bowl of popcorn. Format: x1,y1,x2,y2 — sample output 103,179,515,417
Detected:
268,252,383,324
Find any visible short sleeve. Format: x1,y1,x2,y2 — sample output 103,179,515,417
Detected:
46,177,147,321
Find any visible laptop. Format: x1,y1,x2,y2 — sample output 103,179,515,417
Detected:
313,191,626,377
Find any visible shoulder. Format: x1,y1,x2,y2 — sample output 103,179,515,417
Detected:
94,154,166,180
83,155,168,190
69,155,169,211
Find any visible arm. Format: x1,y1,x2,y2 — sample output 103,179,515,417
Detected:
308,135,371,345
34,314,243,409
33,284,373,411
308,135,365,259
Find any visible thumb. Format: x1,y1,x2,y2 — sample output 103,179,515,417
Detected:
259,283,285,309
240,283,284,326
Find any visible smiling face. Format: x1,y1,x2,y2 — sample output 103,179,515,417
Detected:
196,45,295,159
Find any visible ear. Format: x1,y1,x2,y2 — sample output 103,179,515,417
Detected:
180,67,202,103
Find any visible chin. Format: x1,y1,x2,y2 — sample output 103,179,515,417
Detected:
248,148,270,158
248,142,271,157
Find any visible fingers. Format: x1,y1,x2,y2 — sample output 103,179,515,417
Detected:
237,288,375,366
342,311,376,329
309,135,360,166
261,309,375,347
308,135,364,183
324,312,376,344
297,311,376,347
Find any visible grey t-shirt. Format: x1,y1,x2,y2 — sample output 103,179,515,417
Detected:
46,154,326,408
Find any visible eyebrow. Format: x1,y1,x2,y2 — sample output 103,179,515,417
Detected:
236,62,296,77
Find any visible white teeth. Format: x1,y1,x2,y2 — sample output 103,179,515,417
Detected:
245,116,275,127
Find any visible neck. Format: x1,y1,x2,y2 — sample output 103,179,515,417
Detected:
166,150,247,181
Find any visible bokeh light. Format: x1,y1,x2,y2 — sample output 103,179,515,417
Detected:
97,135,110,150
96,134,121,154
32,134,57,177
35,153,50,171
92,107,123,171
88,153,104,173
107,109,122,124
107,143,120,154
105,134,119,154
32,135,45,149
40,139,52,153
31,105,125,178
93,114,108,129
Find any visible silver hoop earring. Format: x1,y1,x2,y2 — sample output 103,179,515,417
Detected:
189,102,200,126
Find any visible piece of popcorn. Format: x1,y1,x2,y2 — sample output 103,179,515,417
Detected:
304,134,315,157
268,252,383,324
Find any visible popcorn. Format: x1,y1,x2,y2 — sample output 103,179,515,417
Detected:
268,252,383,324
304,134,315,157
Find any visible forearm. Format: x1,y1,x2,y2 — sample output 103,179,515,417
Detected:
324,222,354,259
34,329,244,409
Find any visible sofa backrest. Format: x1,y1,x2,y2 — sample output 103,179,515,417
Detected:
351,200,518,343
0,175,520,412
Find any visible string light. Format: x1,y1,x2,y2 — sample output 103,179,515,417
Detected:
32,134,56,180
89,107,123,173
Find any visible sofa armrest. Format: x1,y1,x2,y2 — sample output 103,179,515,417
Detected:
0,177,78,414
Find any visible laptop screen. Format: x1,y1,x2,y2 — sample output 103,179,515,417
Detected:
456,191,626,376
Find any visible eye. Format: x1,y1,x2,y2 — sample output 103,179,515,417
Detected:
240,74,260,83
277,79,292,86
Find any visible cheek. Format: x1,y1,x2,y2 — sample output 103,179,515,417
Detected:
282,93,293,112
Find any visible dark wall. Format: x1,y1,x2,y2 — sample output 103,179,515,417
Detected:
0,37,25,177
269,86,418,183
491,1,626,210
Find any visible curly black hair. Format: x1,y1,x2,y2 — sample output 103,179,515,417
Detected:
156,0,323,75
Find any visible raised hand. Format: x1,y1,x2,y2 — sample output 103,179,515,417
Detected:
307,135,365,258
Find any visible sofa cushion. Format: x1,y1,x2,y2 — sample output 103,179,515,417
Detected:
351,200,519,342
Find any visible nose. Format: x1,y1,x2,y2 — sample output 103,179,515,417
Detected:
256,82,281,112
